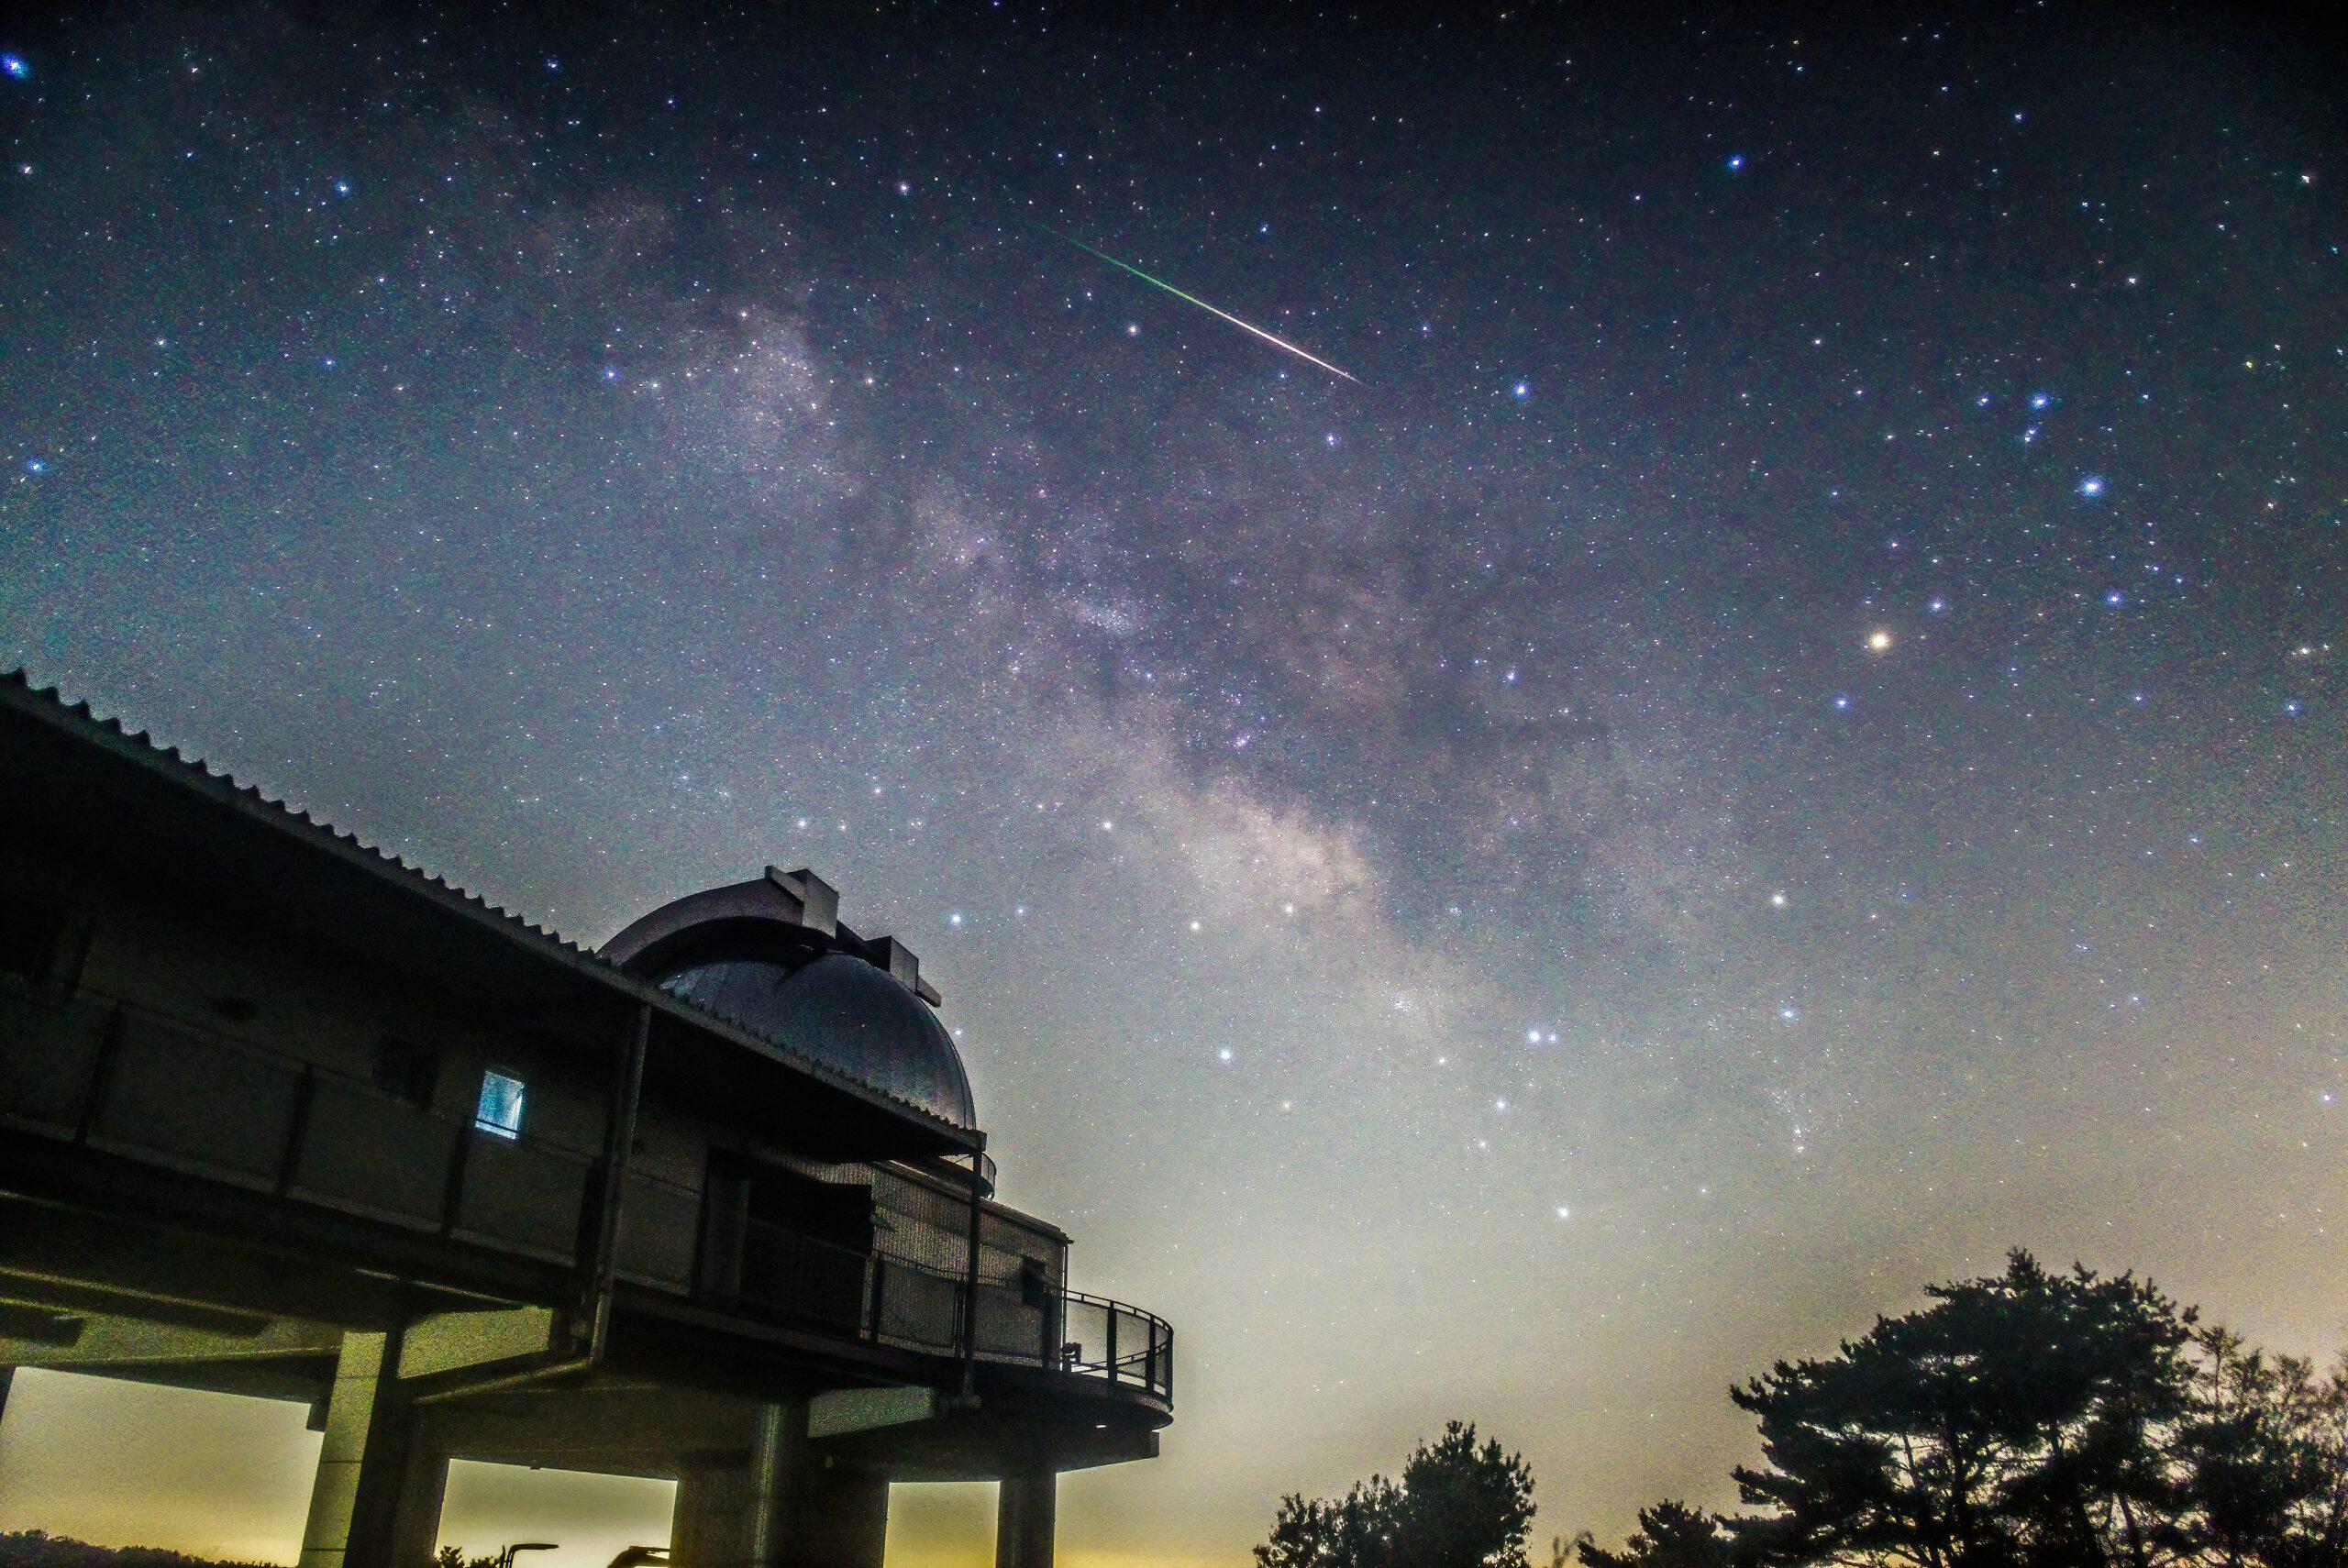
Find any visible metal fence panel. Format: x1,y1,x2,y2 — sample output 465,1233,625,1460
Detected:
292,1076,456,1227
88,1012,298,1188
614,1171,702,1290
0,988,105,1132
455,1132,590,1262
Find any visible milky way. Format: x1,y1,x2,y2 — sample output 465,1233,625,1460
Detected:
1,6,2343,1566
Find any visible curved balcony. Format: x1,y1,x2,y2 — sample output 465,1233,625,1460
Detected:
703,1209,1172,1403
1051,1288,1174,1400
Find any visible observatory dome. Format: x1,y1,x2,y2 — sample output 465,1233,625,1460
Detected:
598,867,976,1131
657,952,976,1129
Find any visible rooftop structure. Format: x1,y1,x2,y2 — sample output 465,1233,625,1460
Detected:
0,672,1172,1568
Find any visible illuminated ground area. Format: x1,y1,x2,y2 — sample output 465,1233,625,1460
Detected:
0,1373,1011,1568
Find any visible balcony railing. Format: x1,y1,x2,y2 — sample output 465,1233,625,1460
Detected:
0,984,597,1262
722,1217,1174,1402
0,983,1172,1403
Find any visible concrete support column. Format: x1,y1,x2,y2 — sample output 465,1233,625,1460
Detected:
788,1463,890,1568
298,1331,447,1568
672,1401,803,1568
995,1472,1057,1568
670,1399,888,1568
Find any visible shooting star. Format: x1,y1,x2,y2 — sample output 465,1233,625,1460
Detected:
1040,226,1358,384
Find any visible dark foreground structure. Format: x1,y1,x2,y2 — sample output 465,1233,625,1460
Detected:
0,675,1172,1568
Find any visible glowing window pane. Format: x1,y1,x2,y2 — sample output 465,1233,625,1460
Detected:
475,1069,526,1139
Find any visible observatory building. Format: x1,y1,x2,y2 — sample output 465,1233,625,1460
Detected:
0,674,1172,1568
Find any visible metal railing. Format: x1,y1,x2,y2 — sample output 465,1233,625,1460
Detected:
1054,1288,1176,1400
0,983,1174,1404
0,985,599,1263
716,1220,1172,1400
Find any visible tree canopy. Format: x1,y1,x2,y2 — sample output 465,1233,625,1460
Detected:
1589,1251,2348,1568
1265,1253,2348,1568
1256,1420,1537,1568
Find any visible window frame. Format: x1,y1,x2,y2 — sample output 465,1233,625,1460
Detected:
473,1066,527,1140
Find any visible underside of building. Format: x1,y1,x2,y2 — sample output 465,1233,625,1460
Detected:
0,672,1173,1568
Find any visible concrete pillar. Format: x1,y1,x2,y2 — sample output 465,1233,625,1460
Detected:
995,1472,1056,1568
672,1401,802,1568
670,1400,888,1568
298,1331,447,1568
673,1464,755,1568
789,1463,889,1568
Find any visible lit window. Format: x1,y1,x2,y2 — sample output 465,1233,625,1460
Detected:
475,1069,526,1139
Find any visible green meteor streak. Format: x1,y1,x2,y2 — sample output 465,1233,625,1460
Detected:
1041,226,1359,384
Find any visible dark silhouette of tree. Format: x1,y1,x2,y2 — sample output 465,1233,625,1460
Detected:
1579,1252,2348,1568
0,1534,271,1568
1578,1502,1733,1568
1722,1252,2196,1568
1256,1420,1537,1568
2174,1328,2348,1568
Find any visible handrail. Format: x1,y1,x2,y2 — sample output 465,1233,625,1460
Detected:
26,985,618,1158
1,984,1175,1404
1059,1286,1173,1342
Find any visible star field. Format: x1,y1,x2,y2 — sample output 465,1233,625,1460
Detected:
0,5,2343,1565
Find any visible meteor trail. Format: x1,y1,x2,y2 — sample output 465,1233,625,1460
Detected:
1040,226,1359,384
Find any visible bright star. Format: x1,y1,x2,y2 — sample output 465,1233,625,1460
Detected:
2078,475,2105,497
1866,629,1893,652
1,54,28,80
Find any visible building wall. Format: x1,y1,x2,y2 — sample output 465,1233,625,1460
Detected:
2,833,1073,1370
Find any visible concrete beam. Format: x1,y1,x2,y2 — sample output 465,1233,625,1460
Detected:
426,1380,761,1475
809,1383,936,1439
397,1304,557,1379
0,1311,341,1371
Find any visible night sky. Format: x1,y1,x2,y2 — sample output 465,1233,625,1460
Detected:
1,5,2344,1565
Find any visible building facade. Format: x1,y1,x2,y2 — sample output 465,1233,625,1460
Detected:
0,673,1172,1568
